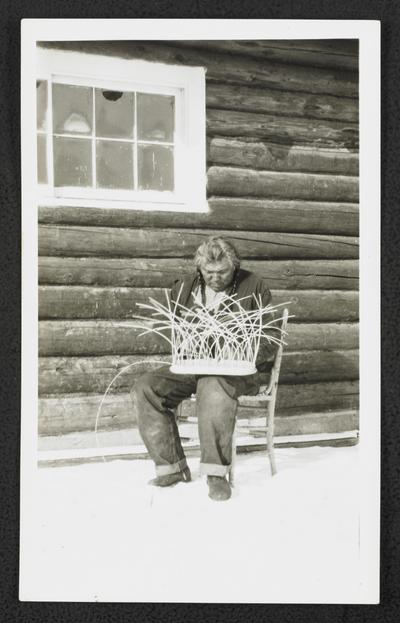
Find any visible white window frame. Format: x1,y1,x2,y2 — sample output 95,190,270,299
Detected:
36,47,207,212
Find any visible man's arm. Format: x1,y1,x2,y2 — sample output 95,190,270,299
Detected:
253,280,281,371
170,278,183,305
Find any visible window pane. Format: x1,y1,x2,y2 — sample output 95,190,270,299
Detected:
96,140,133,189
37,80,47,131
37,133,47,184
95,89,134,139
54,137,92,187
138,145,174,191
137,93,174,142
53,84,92,135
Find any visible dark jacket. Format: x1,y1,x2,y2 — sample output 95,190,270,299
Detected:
170,269,279,372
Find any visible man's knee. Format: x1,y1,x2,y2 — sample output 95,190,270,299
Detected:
131,372,154,401
197,376,237,402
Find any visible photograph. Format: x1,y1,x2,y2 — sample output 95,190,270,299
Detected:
20,19,380,604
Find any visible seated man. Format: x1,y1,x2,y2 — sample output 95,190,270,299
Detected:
132,236,278,501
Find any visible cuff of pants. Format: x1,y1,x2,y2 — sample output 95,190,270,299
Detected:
155,458,188,477
200,462,230,477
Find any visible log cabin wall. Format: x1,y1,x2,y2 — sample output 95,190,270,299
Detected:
38,40,359,440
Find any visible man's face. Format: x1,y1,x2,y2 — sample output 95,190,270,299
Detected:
199,257,236,292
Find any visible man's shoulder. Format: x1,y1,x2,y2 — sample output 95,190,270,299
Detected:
171,272,198,289
170,272,198,303
236,269,270,293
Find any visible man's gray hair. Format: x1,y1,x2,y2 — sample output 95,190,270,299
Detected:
194,236,240,269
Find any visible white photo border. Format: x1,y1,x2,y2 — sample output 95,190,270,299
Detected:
20,18,380,604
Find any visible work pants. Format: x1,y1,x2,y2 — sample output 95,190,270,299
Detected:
132,365,261,477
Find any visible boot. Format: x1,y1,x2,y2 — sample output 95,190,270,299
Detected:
149,466,191,487
207,475,232,501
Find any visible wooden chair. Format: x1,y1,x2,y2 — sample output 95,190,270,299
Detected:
230,307,289,484
176,308,289,485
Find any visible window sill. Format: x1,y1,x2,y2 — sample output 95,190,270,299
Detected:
37,195,210,214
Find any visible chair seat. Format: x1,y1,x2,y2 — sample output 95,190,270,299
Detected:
238,384,272,407
238,394,272,407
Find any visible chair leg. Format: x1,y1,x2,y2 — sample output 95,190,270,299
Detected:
175,401,183,422
267,401,277,476
229,422,237,486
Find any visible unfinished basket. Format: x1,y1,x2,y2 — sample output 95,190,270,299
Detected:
137,288,288,376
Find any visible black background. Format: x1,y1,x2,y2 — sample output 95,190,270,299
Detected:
1,1,398,621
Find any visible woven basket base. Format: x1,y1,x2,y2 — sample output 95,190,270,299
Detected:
170,360,256,376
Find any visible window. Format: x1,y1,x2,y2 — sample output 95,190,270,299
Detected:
36,48,207,212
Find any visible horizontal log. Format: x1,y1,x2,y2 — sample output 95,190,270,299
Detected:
207,167,359,202
38,381,359,435
38,350,359,395
280,349,358,384
38,197,360,236
251,40,358,54
275,380,359,416
172,40,359,72
206,83,358,123
207,109,359,150
37,416,360,460
38,392,136,436
41,41,358,97
39,226,359,260
37,419,359,459
38,286,359,322
38,257,359,290
37,432,358,468
39,355,171,395
38,320,359,356
208,138,359,175
246,411,359,438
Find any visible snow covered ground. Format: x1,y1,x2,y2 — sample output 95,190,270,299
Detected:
21,444,362,603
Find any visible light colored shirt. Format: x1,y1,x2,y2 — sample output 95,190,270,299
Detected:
192,285,228,312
